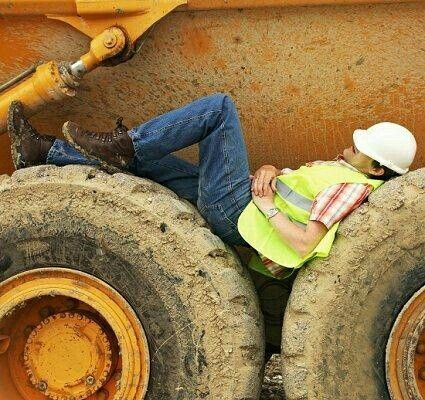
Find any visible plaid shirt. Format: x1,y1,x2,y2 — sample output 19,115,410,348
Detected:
259,157,373,276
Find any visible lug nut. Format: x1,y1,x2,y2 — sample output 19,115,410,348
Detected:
86,375,95,385
65,298,79,310
39,306,53,319
24,325,34,336
37,381,48,391
114,370,122,381
417,342,425,354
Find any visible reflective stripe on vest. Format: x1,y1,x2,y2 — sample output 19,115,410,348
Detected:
276,180,313,212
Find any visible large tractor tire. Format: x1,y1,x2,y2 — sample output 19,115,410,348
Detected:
281,168,425,400
0,165,265,400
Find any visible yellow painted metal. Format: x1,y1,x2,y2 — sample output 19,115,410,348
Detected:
0,28,125,134
51,0,187,43
79,27,127,72
0,0,77,14
25,312,114,399
75,0,150,15
0,0,188,42
0,268,150,400
0,62,78,134
0,0,173,15
0,0,186,137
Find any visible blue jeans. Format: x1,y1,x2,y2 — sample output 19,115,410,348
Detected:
47,94,252,246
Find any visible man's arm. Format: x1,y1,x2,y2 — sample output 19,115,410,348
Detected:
253,192,328,258
268,215,328,258
253,181,373,258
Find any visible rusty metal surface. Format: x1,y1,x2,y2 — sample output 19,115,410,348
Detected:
0,2,424,176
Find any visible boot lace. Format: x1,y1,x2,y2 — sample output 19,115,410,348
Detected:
87,117,129,143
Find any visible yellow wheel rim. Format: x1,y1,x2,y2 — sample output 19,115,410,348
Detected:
386,285,425,400
0,268,150,400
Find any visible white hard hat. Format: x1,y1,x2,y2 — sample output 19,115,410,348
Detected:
353,122,417,175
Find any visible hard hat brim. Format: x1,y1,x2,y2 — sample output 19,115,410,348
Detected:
353,129,408,175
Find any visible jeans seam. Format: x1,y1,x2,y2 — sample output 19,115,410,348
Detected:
219,114,243,214
217,203,238,229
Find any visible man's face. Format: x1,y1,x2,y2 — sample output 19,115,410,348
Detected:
342,143,381,176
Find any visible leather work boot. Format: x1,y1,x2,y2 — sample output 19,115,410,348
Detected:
7,101,55,170
62,117,135,173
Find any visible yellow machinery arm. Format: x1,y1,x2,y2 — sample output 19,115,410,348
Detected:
0,0,187,134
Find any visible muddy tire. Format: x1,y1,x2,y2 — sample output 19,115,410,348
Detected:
281,168,425,400
0,165,265,400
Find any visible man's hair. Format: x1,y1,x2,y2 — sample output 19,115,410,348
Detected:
369,160,400,181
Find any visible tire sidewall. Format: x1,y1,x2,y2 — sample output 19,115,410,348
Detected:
0,229,199,399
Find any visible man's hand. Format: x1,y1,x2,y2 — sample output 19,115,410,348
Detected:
252,189,275,213
250,165,281,197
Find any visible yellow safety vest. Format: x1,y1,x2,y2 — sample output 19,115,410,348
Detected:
237,164,384,279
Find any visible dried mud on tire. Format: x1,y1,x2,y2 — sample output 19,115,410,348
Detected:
282,168,425,400
0,165,265,400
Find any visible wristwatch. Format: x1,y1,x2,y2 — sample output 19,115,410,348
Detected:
264,207,280,220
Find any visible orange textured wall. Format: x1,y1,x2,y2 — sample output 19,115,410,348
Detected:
0,2,424,176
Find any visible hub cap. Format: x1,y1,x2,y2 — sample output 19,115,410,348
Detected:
0,268,150,400
24,312,114,400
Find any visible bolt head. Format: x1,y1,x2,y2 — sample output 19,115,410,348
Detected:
114,370,122,381
86,375,95,385
103,34,117,48
39,306,53,319
24,325,34,336
38,381,48,391
65,298,79,310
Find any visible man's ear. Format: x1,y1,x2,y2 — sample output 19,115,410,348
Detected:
369,165,385,177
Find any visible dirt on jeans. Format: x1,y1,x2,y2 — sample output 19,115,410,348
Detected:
261,354,285,400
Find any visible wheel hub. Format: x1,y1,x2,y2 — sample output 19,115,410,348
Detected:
0,268,150,400
24,312,113,400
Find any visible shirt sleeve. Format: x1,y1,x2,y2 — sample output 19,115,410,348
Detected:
309,183,373,229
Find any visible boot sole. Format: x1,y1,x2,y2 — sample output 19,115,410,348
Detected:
62,122,124,175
